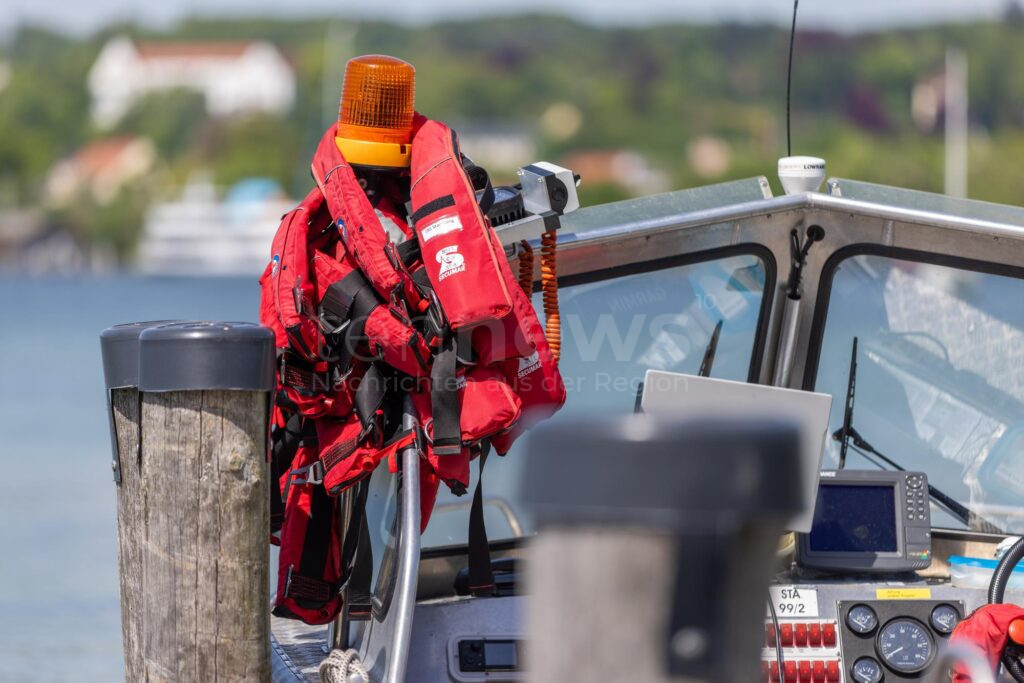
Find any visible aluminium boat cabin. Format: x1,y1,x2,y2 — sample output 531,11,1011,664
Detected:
272,175,1024,682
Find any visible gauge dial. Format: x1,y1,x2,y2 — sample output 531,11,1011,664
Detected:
851,656,884,683
847,604,879,635
876,618,935,674
930,604,960,635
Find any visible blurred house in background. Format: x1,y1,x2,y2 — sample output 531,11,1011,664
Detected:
560,149,669,196
87,36,295,128
912,70,949,133
0,210,112,273
45,136,156,206
452,122,537,175
136,175,293,276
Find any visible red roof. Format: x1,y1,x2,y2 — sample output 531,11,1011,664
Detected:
134,41,253,60
71,137,143,174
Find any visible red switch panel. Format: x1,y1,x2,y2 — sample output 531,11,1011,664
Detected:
808,622,822,647
795,623,808,647
822,623,837,647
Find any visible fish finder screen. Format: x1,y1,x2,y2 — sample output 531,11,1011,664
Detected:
808,484,898,552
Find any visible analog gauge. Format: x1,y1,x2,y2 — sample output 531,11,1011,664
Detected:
876,618,935,674
930,604,960,635
851,656,884,683
847,604,879,635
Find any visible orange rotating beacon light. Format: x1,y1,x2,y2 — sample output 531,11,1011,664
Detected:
336,55,416,169
335,53,582,361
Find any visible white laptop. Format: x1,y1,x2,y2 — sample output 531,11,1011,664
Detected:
639,369,832,533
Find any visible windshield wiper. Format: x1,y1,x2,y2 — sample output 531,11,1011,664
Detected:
698,319,724,378
836,337,859,470
831,336,998,532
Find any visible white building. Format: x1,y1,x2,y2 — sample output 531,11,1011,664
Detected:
88,36,296,128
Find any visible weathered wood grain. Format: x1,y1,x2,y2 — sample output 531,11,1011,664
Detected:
129,389,269,682
112,387,144,682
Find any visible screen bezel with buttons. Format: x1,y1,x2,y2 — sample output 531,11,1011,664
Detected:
796,470,932,574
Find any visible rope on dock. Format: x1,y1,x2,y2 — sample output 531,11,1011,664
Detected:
319,648,369,683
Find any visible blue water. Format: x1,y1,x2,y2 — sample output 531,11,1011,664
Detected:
0,274,260,682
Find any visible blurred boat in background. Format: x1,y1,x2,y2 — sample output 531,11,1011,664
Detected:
135,176,292,276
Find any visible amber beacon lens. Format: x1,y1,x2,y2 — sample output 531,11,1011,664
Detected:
336,55,416,167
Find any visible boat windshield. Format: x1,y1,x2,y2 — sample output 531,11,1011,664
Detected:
813,252,1024,533
421,250,771,548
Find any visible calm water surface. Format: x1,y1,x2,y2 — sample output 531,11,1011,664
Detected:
0,274,260,682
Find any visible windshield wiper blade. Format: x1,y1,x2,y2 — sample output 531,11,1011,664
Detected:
698,319,724,378
830,337,999,532
836,337,859,470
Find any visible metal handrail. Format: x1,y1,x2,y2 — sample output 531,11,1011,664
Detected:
383,398,422,683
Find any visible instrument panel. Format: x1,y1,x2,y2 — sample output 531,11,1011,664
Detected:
761,582,980,682
837,600,963,681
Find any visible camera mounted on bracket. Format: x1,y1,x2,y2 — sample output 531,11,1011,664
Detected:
476,161,581,254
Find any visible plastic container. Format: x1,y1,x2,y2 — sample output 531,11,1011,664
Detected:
949,555,1024,591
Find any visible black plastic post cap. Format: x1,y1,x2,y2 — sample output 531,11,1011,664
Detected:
137,321,275,392
100,320,183,390
521,415,805,529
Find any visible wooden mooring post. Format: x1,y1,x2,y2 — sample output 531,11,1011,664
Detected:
102,321,275,682
521,416,804,683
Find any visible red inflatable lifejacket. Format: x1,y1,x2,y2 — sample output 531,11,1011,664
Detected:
262,115,566,625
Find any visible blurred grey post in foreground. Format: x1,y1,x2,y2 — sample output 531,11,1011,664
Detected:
521,416,804,683
101,321,275,681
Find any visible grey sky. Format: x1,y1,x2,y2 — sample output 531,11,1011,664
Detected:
2,0,1012,37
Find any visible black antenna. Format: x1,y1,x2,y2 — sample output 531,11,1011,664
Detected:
786,0,800,157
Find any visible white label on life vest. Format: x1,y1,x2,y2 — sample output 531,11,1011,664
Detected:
768,586,819,617
518,352,541,378
437,245,466,280
421,214,462,242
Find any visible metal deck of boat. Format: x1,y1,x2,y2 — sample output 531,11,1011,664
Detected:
271,614,326,682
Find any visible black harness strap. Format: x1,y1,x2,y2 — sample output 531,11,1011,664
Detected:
430,335,462,456
283,569,335,604
396,239,420,267
320,270,381,372
319,432,358,473
461,154,496,216
345,503,375,619
270,408,307,532
354,362,389,447
280,351,333,397
410,194,456,226
286,482,336,606
467,445,494,596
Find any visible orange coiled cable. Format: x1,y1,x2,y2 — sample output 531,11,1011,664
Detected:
517,240,534,296
540,229,561,362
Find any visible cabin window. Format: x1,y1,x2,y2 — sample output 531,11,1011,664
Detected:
813,252,1024,533
421,251,771,548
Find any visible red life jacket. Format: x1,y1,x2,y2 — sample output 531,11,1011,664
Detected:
262,116,565,624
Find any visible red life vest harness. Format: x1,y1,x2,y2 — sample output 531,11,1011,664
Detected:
260,116,565,624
